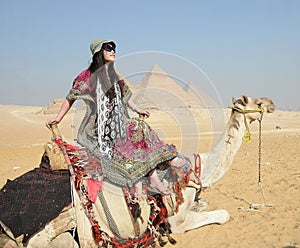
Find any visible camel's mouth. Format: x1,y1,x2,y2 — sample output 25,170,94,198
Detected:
267,105,275,113
260,98,275,113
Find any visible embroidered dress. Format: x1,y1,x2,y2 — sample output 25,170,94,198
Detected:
96,78,126,159
66,69,176,187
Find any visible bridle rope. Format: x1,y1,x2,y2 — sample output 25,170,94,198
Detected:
228,106,263,142
228,105,275,211
258,112,263,184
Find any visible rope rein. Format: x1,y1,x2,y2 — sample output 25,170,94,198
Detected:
252,112,275,210
258,112,263,184
228,106,275,211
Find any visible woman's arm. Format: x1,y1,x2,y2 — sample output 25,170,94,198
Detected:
127,99,150,117
127,99,138,112
45,99,75,128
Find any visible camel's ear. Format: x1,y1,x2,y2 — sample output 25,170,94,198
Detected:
232,97,236,104
240,95,248,105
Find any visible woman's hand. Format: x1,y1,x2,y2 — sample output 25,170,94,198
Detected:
44,99,74,129
45,118,60,129
136,109,150,118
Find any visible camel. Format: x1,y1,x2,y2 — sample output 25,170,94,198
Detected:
1,95,275,247
168,95,275,233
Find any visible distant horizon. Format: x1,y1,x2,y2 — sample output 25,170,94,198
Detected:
1,100,299,112
1,60,299,111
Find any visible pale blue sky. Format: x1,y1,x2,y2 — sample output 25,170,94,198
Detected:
0,0,299,110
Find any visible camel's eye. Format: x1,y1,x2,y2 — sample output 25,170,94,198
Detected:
257,101,262,107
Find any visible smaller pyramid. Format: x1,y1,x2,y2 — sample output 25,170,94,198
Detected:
40,98,65,115
185,82,219,108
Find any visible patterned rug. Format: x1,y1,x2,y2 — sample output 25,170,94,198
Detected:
0,155,71,244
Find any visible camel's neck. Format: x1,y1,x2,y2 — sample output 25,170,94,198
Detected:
219,111,247,165
201,111,247,187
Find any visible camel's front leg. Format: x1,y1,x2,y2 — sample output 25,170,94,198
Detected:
168,209,230,233
168,187,230,233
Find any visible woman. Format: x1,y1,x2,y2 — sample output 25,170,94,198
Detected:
46,38,187,194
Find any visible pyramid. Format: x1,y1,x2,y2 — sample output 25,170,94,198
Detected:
135,64,194,109
117,70,154,109
185,81,219,108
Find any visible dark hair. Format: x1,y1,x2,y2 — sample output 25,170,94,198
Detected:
89,48,119,102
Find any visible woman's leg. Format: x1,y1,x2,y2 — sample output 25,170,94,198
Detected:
149,169,170,195
149,156,189,195
169,156,186,167
168,156,190,180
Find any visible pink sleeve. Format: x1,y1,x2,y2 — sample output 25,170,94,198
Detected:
66,69,91,100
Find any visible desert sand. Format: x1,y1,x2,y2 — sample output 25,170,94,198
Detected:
0,102,299,248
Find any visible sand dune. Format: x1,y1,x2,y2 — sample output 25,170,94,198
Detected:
0,103,299,247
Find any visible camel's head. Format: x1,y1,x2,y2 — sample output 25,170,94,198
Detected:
232,95,275,123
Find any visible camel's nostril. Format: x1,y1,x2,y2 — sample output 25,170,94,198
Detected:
268,106,275,113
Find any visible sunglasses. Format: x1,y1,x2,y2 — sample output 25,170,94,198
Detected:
103,44,116,53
